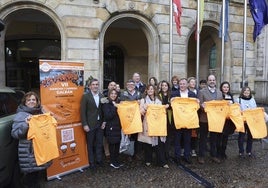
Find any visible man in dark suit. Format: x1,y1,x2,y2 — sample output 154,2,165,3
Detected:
80,78,104,168
197,75,223,164
171,78,197,165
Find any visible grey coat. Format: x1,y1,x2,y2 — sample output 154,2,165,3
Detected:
197,87,223,123
11,105,51,173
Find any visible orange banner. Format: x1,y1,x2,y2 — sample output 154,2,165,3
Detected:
39,60,88,180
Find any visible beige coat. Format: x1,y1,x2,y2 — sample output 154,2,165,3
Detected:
137,96,166,146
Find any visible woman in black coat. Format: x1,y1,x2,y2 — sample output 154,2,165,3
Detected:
102,89,122,168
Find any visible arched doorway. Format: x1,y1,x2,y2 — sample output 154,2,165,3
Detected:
100,13,160,90
187,24,223,86
4,9,61,92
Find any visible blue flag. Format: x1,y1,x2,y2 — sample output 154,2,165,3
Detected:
219,0,229,42
249,0,268,42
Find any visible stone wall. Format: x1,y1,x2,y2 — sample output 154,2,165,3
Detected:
0,0,267,103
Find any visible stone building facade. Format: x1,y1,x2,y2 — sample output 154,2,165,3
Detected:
0,0,267,103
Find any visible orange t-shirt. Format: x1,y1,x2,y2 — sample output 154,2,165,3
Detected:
117,101,143,134
242,107,267,139
28,113,59,166
146,104,167,136
171,97,200,129
204,100,229,133
228,103,245,133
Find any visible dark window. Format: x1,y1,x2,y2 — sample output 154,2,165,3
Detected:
209,45,216,69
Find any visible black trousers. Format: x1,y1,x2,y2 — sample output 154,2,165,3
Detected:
199,122,221,158
144,138,167,166
109,143,120,164
23,171,41,188
86,125,104,165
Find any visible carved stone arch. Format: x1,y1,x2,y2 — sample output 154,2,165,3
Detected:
0,2,65,59
0,2,64,88
100,12,160,88
186,20,232,84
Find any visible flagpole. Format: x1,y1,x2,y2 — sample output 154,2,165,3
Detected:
220,0,226,83
169,0,173,82
196,0,200,85
242,0,247,87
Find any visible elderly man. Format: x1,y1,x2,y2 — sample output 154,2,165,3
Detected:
120,79,142,160
132,72,146,94
120,79,142,101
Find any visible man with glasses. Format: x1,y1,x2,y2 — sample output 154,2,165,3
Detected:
120,79,142,160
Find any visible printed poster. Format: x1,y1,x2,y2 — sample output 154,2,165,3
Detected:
39,60,89,180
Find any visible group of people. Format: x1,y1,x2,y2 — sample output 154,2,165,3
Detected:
80,72,259,170
10,72,258,187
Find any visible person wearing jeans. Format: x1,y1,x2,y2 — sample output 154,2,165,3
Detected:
236,86,257,158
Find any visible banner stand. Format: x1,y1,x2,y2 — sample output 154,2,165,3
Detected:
39,60,89,180
47,164,88,181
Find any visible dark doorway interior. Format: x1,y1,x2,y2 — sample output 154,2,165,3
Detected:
103,45,124,89
5,39,60,92
4,9,61,93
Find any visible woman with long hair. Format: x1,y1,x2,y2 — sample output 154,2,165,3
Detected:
102,89,123,168
219,81,236,159
138,85,169,168
158,80,175,162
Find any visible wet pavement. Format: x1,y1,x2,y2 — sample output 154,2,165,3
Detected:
42,137,268,188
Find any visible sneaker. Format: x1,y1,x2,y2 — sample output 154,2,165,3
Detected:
221,153,228,160
174,158,181,165
89,163,96,169
198,157,205,164
191,150,197,157
239,153,245,159
110,163,120,169
211,157,221,164
181,149,184,156
163,164,169,169
183,157,192,164
145,162,151,167
247,152,255,158
96,161,104,167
